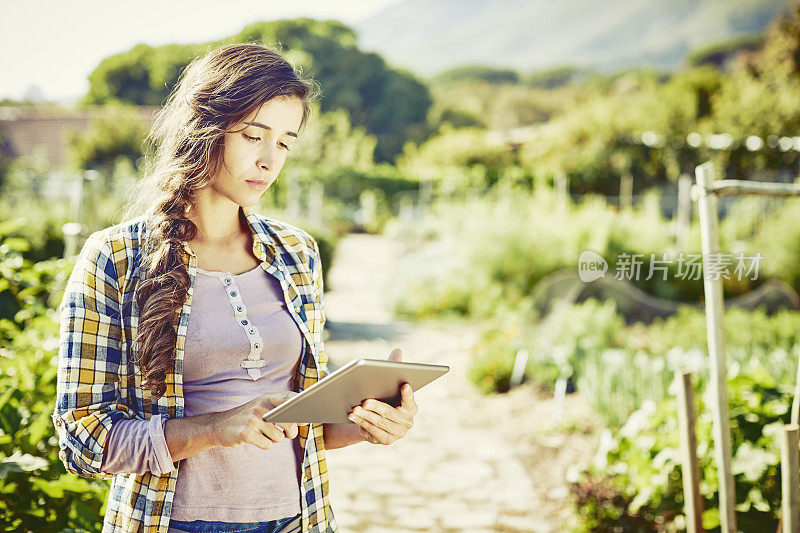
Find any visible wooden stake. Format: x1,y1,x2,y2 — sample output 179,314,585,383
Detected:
676,371,705,533
781,424,800,533
695,162,737,533
676,173,692,250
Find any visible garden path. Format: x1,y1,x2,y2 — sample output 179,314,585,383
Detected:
322,233,599,532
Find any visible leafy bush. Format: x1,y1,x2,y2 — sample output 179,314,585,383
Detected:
0,221,109,532
389,190,690,320
568,369,792,532
468,298,800,428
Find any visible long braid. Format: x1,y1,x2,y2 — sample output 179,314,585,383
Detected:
134,186,196,398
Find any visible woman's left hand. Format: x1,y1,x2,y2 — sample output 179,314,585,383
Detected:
348,348,418,445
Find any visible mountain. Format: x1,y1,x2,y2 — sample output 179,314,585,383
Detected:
353,0,792,77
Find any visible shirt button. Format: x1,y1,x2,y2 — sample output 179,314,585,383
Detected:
224,277,231,285
230,291,237,297
295,306,301,313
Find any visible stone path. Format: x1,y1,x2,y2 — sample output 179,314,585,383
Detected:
321,234,598,532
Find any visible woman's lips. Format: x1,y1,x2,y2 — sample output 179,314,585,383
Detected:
246,180,269,191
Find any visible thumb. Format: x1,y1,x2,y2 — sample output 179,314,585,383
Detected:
388,348,403,362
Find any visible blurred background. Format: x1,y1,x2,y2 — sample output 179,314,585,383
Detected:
2,0,800,531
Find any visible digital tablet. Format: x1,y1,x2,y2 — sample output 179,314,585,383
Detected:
261,358,450,424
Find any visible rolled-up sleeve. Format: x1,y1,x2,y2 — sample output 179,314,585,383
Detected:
52,231,131,479
101,414,177,475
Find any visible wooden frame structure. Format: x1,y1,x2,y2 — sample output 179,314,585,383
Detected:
689,162,800,533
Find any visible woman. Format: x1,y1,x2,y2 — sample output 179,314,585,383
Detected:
52,43,417,533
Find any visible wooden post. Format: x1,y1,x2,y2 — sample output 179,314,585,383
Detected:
676,371,705,533
83,170,99,233
359,190,377,233
62,222,82,260
781,424,800,533
308,182,324,228
792,347,800,427
68,174,83,227
398,194,415,223
286,177,300,220
620,173,633,210
695,162,737,533
418,179,432,220
552,376,568,425
509,349,529,389
555,173,569,208
676,173,692,249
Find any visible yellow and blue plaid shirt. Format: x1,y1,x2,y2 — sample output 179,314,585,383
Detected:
53,206,337,532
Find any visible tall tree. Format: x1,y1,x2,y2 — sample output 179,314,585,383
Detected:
83,18,431,162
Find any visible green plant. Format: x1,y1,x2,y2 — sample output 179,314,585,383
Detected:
0,219,109,532
569,368,792,532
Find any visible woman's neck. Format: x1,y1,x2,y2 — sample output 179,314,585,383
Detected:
187,197,249,246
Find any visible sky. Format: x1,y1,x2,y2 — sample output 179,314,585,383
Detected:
0,0,401,103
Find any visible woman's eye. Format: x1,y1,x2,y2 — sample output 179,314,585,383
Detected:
243,133,261,142
279,142,290,151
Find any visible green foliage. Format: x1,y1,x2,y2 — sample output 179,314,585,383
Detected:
66,104,150,175
230,18,431,161
389,190,681,320
686,33,766,68
569,369,791,532
0,220,109,532
431,65,521,85
84,43,204,106
468,297,800,427
467,325,523,394
523,66,592,89
397,125,519,189
518,66,728,193
289,103,377,173
84,18,432,162
426,78,576,132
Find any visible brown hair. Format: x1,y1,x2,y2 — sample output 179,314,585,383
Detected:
123,43,319,398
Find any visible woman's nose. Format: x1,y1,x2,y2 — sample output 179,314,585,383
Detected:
256,147,278,171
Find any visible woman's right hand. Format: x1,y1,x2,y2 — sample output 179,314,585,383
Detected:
210,391,299,449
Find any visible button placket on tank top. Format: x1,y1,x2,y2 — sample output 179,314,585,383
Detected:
198,267,267,380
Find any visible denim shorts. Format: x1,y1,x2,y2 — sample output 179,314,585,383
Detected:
169,513,302,533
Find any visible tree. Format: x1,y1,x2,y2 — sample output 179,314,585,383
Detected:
66,104,151,193
84,43,205,106
83,19,432,162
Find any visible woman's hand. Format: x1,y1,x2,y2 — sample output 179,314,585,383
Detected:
210,391,299,449
348,348,419,445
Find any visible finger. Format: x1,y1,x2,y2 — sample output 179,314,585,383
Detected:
360,399,412,428
277,422,299,439
247,430,274,450
259,422,287,443
387,348,402,362
351,405,407,436
400,383,418,414
350,412,395,445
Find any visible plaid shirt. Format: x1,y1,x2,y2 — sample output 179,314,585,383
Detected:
53,206,337,533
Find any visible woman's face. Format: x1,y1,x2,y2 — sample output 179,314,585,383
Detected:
209,96,304,207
